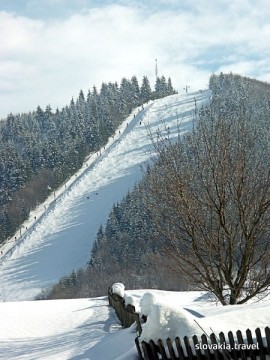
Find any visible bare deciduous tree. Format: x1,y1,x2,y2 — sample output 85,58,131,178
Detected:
147,100,270,305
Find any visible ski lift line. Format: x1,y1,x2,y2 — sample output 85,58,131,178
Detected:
0,151,98,260
0,205,58,265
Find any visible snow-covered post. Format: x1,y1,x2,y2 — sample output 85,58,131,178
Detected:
108,283,142,334
108,283,126,327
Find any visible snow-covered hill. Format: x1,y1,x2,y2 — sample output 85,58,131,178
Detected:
0,90,210,301
0,90,269,360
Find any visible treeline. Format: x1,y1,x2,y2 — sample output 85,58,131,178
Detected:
0,75,176,243
38,72,270,300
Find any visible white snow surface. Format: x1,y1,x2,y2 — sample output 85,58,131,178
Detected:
0,90,210,301
0,90,269,359
0,296,137,360
0,289,269,359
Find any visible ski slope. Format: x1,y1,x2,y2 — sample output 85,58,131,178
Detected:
0,90,211,301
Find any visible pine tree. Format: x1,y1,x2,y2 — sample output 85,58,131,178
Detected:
167,77,175,95
140,76,152,103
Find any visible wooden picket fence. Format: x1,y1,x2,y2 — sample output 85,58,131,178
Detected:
108,287,142,335
107,285,270,359
135,327,270,360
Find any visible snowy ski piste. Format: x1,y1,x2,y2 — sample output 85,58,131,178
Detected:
0,90,210,301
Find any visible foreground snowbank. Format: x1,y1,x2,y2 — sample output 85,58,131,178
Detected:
120,287,270,344
0,288,269,359
0,296,138,360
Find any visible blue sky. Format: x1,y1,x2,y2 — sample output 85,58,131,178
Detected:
0,0,270,118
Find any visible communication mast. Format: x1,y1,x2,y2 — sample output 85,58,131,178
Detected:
183,85,190,93
155,59,158,81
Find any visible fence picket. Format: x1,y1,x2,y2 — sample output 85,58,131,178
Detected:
158,339,169,359
192,335,203,360
167,338,177,359
149,339,160,360
201,334,211,360
209,333,222,360
218,332,231,360
265,327,270,354
175,336,186,360
236,329,247,360
135,336,144,360
255,328,266,360
183,336,194,360
141,341,151,360
246,328,256,360
227,331,238,360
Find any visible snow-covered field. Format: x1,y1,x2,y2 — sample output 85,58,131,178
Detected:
0,90,210,301
0,296,136,360
0,288,269,360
